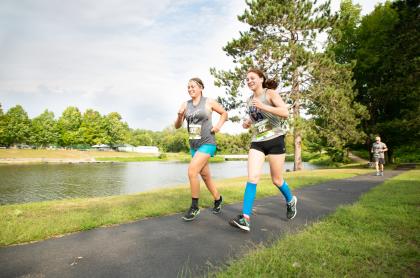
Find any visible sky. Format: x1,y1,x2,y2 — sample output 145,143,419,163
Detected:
0,0,385,134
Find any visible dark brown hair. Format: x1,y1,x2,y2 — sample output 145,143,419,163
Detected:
247,68,278,89
189,77,204,89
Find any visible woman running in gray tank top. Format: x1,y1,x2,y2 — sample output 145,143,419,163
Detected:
230,68,297,232
174,77,228,221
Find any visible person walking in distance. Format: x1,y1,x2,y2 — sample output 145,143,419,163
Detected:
229,68,297,232
371,136,388,176
175,77,228,221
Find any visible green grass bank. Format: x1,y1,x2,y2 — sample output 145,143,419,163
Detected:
0,169,372,246
211,169,420,278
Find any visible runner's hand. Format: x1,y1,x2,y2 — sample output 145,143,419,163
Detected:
242,118,251,129
211,126,220,133
252,98,266,110
177,107,186,118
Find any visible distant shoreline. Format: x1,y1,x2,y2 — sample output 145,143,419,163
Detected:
0,149,227,164
0,157,99,164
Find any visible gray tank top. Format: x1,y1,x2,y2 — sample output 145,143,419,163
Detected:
186,97,216,149
246,89,289,142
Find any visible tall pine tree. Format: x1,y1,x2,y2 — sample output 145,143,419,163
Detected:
212,0,337,170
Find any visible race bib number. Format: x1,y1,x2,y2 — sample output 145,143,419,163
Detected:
254,119,274,140
188,124,201,140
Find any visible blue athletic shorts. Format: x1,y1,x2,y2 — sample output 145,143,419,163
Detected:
190,144,217,157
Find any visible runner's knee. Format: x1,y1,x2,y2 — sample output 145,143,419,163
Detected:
271,176,283,186
188,166,200,178
248,174,260,184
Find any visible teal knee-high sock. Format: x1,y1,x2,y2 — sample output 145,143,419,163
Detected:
242,181,257,217
276,180,293,203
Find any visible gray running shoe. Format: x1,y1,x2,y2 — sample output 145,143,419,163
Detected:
287,196,297,219
380,171,384,176
229,214,250,231
182,206,200,221
212,195,223,214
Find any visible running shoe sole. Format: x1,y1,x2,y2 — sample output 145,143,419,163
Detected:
288,196,297,220
212,205,222,214
229,219,250,232
182,209,200,221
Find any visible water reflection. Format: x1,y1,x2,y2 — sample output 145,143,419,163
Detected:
0,161,318,205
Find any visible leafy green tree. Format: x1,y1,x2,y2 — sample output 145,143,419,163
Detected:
159,127,189,153
211,0,337,170
79,109,107,145
0,103,6,146
300,0,369,161
103,112,129,146
215,132,251,154
128,129,155,146
29,110,59,147
58,107,82,147
3,105,31,146
352,0,420,159
306,52,368,160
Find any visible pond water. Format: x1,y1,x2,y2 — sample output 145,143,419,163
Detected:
0,161,318,205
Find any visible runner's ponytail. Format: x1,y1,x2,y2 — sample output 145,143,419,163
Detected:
263,79,278,90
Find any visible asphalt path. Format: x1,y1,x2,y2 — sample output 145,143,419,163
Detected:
0,170,404,278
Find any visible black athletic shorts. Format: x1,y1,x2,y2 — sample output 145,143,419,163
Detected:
250,135,286,155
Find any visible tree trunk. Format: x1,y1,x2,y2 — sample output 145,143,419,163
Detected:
293,103,303,171
292,65,303,171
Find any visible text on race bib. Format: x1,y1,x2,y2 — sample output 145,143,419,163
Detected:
188,124,202,140
254,119,275,140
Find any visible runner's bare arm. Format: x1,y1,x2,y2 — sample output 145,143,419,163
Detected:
209,98,228,133
252,89,288,118
174,102,187,129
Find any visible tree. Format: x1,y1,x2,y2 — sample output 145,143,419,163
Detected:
29,110,59,147
103,112,129,146
306,55,368,160
3,105,31,146
352,0,420,159
214,132,252,154
301,0,369,159
328,0,362,64
128,129,154,146
58,107,82,147
211,0,335,170
0,103,6,146
159,127,189,153
79,109,107,145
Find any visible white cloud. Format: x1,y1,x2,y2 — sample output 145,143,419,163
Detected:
0,0,384,134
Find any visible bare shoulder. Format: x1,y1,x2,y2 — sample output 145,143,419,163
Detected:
206,97,216,104
180,101,187,109
206,97,218,108
266,89,285,104
266,89,279,99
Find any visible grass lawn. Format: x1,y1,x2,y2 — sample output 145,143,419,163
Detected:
0,168,372,246
0,149,95,159
211,169,420,277
0,149,155,159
